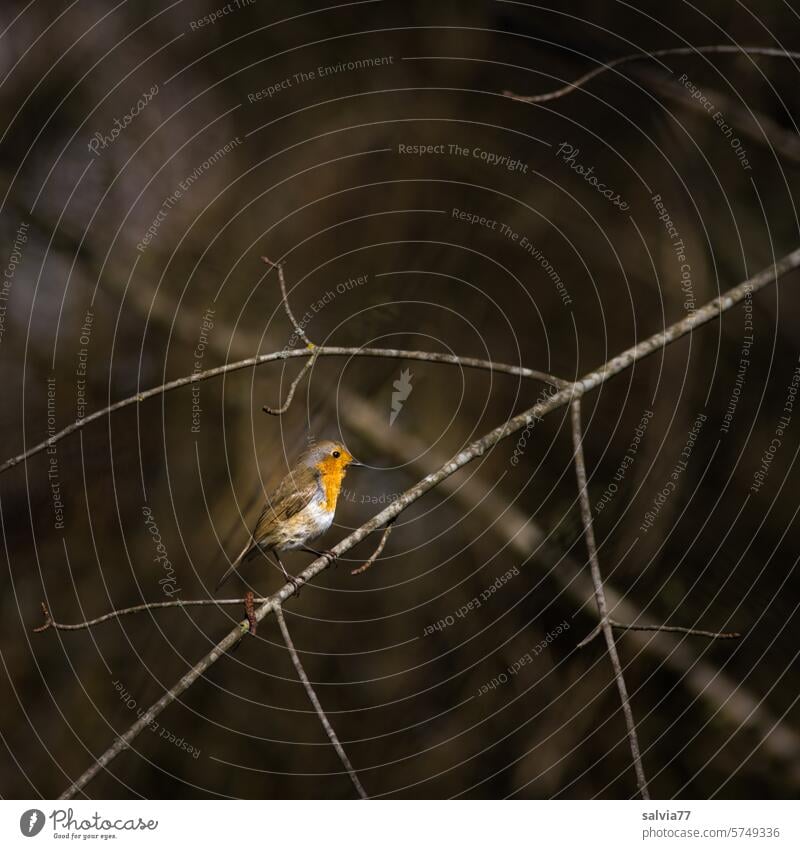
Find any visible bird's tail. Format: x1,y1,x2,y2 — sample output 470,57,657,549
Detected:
215,539,255,592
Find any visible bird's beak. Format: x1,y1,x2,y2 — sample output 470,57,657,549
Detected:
349,460,366,467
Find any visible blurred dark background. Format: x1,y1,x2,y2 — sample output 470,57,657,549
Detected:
2,0,800,799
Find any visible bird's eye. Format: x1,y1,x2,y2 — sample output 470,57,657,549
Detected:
332,450,341,458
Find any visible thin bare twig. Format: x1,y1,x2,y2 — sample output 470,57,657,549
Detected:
57,247,800,799
262,346,320,415
274,604,368,799
0,346,564,476
570,399,648,799
261,255,313,346
33,598,271,632
351,522,394,575
503,45,800,104
577,618,743,649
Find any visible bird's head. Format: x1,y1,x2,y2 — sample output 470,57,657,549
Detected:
300,439,363,479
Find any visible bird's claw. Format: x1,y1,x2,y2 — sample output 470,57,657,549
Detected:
302,546,338,567
287,575,301,597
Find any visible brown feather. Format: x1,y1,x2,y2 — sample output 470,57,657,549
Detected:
214,465,320,590
215,439,356,591
251,464,320,546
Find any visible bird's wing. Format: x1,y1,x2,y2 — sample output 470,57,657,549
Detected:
215,465,320,591
251,464,321,544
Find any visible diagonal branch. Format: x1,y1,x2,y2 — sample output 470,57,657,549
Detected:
570,399,649,799
340,387,784,771
56,246,800,799
274,604,368,799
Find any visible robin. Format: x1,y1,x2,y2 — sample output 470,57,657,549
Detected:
215,439,363,592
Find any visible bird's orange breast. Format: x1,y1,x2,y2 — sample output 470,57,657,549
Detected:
315,457,348,512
